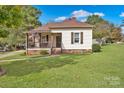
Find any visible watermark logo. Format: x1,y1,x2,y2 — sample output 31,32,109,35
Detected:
104,76,120,86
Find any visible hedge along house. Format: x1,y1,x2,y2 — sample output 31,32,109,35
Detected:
25,17,93,55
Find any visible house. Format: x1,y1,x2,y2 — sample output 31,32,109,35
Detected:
25,17,93,55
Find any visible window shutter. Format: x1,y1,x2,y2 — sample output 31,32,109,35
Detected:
81,32,83,44
46,35,48,42
71,32,74,44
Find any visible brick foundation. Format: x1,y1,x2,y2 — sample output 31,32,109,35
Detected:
26,49,92,55
26,50,41,55
62,49,92,54
51,48,62,55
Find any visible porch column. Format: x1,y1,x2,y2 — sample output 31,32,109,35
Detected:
39,33,41,48
51,33,54,48
33,33,35,47
50,33,54,55
61,33,62,53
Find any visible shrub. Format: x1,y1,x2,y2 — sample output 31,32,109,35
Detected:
92,44,101,52
40,50,48,55
106,38,113,43
20,52,26,56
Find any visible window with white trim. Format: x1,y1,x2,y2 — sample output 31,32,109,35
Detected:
74,33,80,43
42,35,48,43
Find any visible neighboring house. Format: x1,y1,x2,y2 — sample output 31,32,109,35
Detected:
25,17,93,55
93,38,107,45
92,38,103,45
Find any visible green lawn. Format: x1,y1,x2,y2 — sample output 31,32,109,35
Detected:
0,53,46,60
0,44,124,88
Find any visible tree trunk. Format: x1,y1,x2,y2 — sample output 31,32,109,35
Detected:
0,66,2,72
0,66,6,76
14,44,17,51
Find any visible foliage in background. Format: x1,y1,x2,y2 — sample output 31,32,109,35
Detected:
0,6,41,50
111,27,122,42
86,15,122,43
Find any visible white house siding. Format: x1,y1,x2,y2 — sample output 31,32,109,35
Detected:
51,28,92,49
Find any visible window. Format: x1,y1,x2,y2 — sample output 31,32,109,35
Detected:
74,33,79,43
42,35,48,43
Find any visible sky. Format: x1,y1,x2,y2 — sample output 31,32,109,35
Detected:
33,5,124,32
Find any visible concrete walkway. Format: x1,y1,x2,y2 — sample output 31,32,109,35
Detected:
0,50,25,59
0,58,27,62
0,53,60,62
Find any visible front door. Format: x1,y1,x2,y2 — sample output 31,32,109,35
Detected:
56,36,61,48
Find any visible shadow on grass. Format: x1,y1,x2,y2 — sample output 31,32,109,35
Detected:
1,55,81,77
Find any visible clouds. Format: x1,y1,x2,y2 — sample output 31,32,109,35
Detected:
72,10,92,18
55,9,105,22
55,9,124,22
72,9,104,18
120,12,124,17
55,16,66,21
80,18,87,22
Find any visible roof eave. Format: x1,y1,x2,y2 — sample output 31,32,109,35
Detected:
49,26,93,29
24,30,51,34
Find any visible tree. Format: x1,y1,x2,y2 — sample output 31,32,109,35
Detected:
87,15,110,39
0,28,9,38
0,6,41,50
0,6,42,75
86,15,122,43
93,21,110,39
111,27,122,42
86,15,104,25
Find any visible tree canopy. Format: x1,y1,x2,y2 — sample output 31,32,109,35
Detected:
86,15,122,42
0,6,41,49
87,15,104,25
0,6,41,29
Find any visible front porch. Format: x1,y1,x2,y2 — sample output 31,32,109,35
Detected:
26,32,62,55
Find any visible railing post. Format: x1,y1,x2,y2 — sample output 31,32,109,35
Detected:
61,33,62,53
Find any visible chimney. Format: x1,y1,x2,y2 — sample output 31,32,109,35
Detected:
63,17,76,22
71,17,76,20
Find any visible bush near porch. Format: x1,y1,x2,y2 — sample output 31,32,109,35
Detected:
92,44,101,52
0,44,124,88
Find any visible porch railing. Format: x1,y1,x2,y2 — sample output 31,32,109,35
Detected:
28,42,51,48
40,43,51,48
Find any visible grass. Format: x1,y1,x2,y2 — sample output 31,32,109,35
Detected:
0,53,46,60
0,44,124,88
